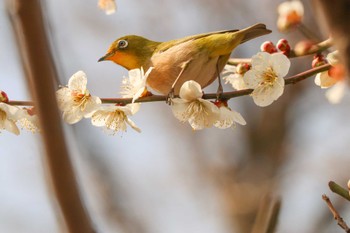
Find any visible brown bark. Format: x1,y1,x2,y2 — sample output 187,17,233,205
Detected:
6,0,95,232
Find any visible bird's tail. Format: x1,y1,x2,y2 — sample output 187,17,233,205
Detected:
239,23,272,44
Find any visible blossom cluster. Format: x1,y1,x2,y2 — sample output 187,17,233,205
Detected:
56,70,144,134
0,91,39,135
1,0,348,136
55,69,246,132
224,52,290,107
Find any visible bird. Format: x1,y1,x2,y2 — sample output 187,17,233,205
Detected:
98,23,271,96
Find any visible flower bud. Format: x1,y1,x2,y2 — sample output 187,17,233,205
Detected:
312,54,326,68
260,41,277,54
213,100,228,108
277,39,291,56
348,179,350,190
236,63,251,75
294,40,316,56
0,91,9,103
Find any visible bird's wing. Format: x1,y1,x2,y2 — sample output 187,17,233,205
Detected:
156,29,239,52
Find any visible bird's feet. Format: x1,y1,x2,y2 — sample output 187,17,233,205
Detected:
166,88,175,105
216,82,223,101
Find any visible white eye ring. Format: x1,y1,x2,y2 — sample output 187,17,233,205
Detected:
118,40,128,49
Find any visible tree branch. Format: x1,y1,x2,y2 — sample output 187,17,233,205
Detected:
6,0,95,232
313,0,350,77
228,38,333,65
8,64,331,106
322,194,350,233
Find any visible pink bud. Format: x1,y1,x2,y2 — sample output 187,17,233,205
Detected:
312,54,326,68
277,39,289,50
236,63,251,74
0,91,9,103
260,41,277,54
294,40,316,56
213,100,227,108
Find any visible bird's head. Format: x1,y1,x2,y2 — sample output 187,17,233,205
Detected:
98,35,159,70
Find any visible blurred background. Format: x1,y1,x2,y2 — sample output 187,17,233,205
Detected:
1,0,350,232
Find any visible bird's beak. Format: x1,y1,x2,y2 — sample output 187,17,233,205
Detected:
98,52,114,62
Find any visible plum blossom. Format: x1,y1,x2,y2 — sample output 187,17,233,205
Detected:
314,51,348,104
214,102,246,129
171,80,220,130
18,108,40,133
243,52,290,107
277,0,304,32
0,102,22,135
98,0,117,15
56,71,101,124
121,67,153,102
91,104,141,133
223,64,249,90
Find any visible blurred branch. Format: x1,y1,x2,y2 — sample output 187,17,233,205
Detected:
322,195,350,233
297,23,321,42
313,0,350,77
251,194,281,233
6,0,95,232
329,181,350,201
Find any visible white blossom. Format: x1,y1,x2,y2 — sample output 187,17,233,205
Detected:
0,102,22,135
314,71,338,88
56,71,101,124
121,67,153,102
18,108,40,133
91,104,141,133
171,80,220,130
214,106,246,129
243,52,290,107
314,51,347,104
277,0,304,32
325,81,347,104
223,65,247,90
98,0,117,15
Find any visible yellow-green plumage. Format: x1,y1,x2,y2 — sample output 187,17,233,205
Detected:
99,23,271,95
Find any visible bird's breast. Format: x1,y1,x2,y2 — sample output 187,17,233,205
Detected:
146,40,222,95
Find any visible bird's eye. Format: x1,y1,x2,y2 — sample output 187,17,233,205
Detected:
118,40,128,49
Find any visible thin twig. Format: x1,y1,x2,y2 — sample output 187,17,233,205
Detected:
329,181,350,201
228,38,333,65
322,194,350,233
297,23,321,42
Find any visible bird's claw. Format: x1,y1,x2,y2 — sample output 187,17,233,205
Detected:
216,84,223,101
166,88,175,105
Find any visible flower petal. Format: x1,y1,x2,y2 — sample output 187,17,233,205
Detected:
171,98,190,122
214,107,246,129
3,119,20,135
83,96,102,118
325,80,347,104
179,80,203,100
68,71,87,93
126,118,141,133
315,71,337,88
243,70,263,89
252,77,285,107
270,53,291,77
